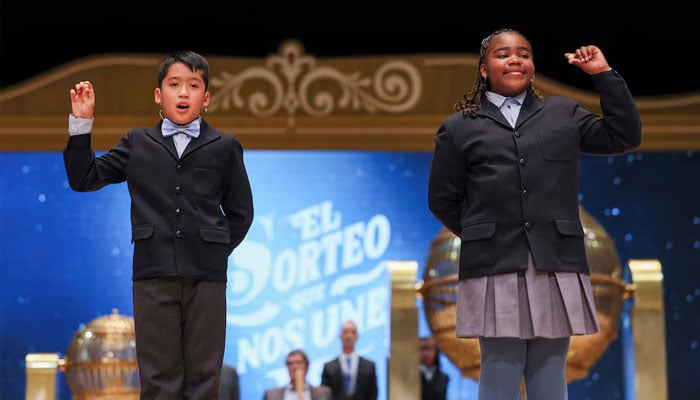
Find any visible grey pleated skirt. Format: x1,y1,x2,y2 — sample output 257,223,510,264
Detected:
456,253,599,339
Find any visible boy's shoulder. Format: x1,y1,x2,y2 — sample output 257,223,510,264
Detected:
200,119,239,140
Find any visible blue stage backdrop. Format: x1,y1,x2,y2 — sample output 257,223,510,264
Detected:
0,150,698,400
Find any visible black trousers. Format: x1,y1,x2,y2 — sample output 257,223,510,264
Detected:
133,277,226,400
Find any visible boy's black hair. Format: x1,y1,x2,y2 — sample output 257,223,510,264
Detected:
157,50,210,90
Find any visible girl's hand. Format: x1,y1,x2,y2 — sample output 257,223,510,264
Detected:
564,45,611,75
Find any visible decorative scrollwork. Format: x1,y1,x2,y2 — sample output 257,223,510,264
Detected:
208,40,422,117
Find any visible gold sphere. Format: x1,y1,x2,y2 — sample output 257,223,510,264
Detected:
60,309,139,399
418,204,630,383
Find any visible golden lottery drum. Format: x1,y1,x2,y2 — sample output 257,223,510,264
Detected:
60,309,140,399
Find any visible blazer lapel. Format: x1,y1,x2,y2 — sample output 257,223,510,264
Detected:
476,98,511,128
515,92,543,127
148,122,179,159
180,119,220,159
334,359,344,386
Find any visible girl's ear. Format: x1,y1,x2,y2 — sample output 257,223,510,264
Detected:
480,64,488,80
154,88,161,105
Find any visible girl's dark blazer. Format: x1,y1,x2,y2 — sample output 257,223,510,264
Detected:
63,118,254,283
427,70,642,280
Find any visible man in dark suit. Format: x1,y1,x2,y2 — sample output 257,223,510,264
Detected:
263,349,332,400
218,363,239,400
418,336,448,400
321,320,378,400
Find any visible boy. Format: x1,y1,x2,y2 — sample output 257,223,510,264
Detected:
64,50,254,399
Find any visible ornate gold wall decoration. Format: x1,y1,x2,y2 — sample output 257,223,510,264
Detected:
208,40,422,129
1,39,699,151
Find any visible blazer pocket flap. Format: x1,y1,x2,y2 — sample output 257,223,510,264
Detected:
199,227,231,244
461,221,496,241
131,225,154,241
554,218,584,237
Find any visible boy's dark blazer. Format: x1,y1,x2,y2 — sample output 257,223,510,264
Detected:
63,118,254,283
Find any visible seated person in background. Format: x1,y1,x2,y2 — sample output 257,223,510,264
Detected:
419,336,449,400
219,363,239,400
263,349,332,400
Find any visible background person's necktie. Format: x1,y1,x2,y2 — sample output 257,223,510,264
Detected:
343,356,352,394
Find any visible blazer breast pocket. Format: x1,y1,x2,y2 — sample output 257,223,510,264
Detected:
539,125,579,161
193,167,222,199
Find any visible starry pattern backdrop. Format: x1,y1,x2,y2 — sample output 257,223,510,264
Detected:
0,149,698,400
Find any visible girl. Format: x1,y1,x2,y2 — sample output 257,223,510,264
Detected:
427,28,641,399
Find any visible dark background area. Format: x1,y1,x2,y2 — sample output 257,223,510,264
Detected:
2,1,699,97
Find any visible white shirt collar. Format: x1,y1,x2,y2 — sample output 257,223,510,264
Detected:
486,90,527,108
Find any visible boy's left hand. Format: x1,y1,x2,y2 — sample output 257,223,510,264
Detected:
70,80,95,119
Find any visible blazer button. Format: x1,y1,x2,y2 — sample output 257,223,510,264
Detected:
522,189,529,197
175,208,183,216
524,222,531,230
514,131,521,138
176,164,183,172
175,186,182,194
175,230,182,238
519,158,526,166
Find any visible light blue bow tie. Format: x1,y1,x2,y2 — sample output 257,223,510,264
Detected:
162,118,200,138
